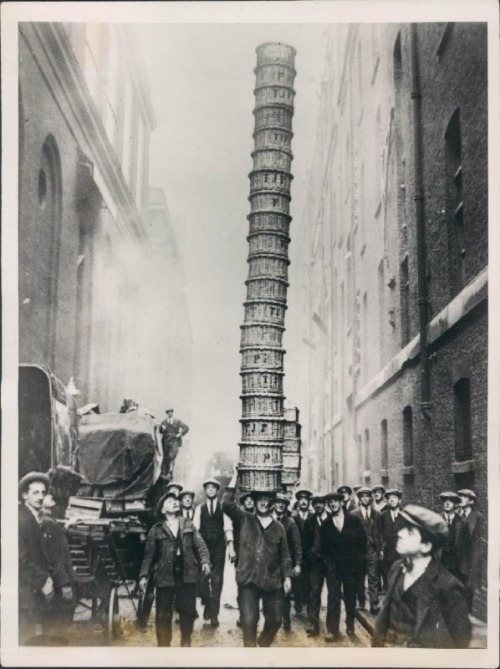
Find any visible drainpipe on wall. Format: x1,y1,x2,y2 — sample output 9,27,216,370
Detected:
409,24,432,422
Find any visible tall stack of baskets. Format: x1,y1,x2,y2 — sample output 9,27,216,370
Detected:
282,406,301,486
238,43,296,492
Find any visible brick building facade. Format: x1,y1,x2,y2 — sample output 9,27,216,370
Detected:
287,23,487,618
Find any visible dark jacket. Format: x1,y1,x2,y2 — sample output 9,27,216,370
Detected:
19,504,52,609
275,514,302,567
223,488,293,591
159,418,189,445
303,513,327,563
463,508,486,588
440,512,470,579
373,558,471,648
378,508,406,563
352,506,382,555
41,516,75,589
320,511,367,574
139,516,210,587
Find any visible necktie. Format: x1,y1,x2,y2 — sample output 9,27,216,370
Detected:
210,500,214,516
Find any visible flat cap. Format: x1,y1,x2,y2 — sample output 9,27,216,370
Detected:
311,492,326,502
295,489,313,500
356,487,373,496
457,488,477,501
165,408,174,413
239,491,254,504
384,488,403,499
274,493,291,505
19,471,50,495
325,491,344,501
250,489,277,499
371,484,386,493
157,490,179,516
439,491,461,503
353,484,363,492
166,481,184,492
337,485,353,495
399,504,449,548
202,478,221,489
179,489,195,499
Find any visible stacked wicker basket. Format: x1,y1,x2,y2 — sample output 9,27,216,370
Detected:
238,43,296,492
282,406,301,486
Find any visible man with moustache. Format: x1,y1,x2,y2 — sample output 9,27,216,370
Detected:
352,487,382,614
223,469,293,647
303,493,329,637
272,493,302,632
292,488,313,613
321,491,367,642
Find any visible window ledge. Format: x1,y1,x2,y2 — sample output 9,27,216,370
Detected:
451,459,475,474
402,465,414,477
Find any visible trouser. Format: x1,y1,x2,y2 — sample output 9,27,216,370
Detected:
238,583,283,647
292,570,308,611
282,590,291,625
20,590,75,644
199,541,225,617
356,551,380,608
307,559,326,629
156,582,197,646
325,564,356,634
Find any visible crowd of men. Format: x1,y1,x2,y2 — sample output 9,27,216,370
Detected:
19,466,483,649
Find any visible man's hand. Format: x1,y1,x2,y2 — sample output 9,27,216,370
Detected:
283,577,292,595
201,563,211,576
227,545,237,564
228,465,239,489
292,565,301,577
61,585,73,602
139,577,148,593
41,576,54,600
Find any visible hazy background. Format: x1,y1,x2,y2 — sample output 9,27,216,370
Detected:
137,24,327,475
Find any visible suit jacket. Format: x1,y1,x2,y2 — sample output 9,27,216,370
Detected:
373,558,471,648
320,512,367,574
352,506,382,555
293,510,314,539
160,418,189,445
139,516,210,587
41,516,75,589
440,513,470,579
181,507,195,521
378,508,406,563
275,514,302,567
19,504,51,610
463,508,485,587
303,513,327,563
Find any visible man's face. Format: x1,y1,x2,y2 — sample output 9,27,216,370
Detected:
162,495,179,515
274,500,287,515
255,494,272,516
373,490,383,502
396,525,431,557
23,481,46,510
459,494,472,509
243,497,255,511
341,491,350,503
181,495,193,509
298,496,310,510
205,484,218,499
167,410,174,419
328,498,342,514
387,494,400,509
359,493,372,507
313,500,325,515
443,499,455,513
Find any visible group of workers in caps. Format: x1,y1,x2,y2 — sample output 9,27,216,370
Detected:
19,464,482,649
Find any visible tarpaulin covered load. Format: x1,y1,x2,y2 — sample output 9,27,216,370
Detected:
77,409,162,500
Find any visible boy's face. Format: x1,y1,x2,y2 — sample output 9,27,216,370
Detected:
313,500,325,514
162,495,179,515
243,497,255,511
387,494,400,509
328,498,342,514
205,484,218,498
23,481,46,510
359,493,372,507
396,525,431,557
373,490,383,502
443,499,455,513
274,500,287,515
181,495,193,509
459,494,472,509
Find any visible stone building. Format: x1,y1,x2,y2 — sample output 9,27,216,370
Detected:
19,23,192,417
288,23,487,617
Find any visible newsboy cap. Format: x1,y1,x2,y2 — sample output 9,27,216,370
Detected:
274,493,291,505
384,488,403,499
337,485,353,495
457,488,477,501
310,492,326,502
325,492,344,502
239,491,254,504
19,471,50,496
371,484,386,493
439,491,461,503
157,490,179,516
165,408,174,413
353,484,363,492
166,481,184,492
179,489,195,499
202,478,221,489
399,504,449,548
356,487,373,496
295,489,313,500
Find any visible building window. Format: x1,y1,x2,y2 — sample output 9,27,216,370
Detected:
380,419,388,471
403,406,413,467
445,108,465,295
454,378,472,461
400,255,410,345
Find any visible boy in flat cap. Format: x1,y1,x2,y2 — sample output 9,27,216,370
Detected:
439,491,470,584
139,490,210,647
373,505,471,648
457,489,485,611
352,487,382,613
179,490,196,520
193,478,235,627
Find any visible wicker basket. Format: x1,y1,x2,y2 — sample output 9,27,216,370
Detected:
283,436,301,453
239,442,282,467
248,211,291,234
241,417,285,441
238,466,282,492
281,467,300,485
284,422,301,438
283,452,301,469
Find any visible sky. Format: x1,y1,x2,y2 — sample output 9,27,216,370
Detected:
136,23,327,474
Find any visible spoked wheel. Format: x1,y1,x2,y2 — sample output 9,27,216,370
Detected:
107,586,121,641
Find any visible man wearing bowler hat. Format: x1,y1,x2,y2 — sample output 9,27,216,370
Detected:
439,491,470,583
373,505,471,648
193,477,235,627
139,490,210,647
159,408,189,478
457,488,485,612
292,488,313,613
321,491,367,642
303,493,329,637
223,468,293,647
378,488,405,585
352,487,382,613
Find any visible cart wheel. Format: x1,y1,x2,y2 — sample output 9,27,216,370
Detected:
107,587,121,641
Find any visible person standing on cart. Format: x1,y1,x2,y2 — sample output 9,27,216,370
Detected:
139,490,210,647
159,408,189,478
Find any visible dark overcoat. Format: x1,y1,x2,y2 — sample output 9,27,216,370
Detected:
139,516,210,587
278,514,303,568
464,508,486,589
378,508,406,563
372,558,472,648
351,506,382,555
320,512,367,574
